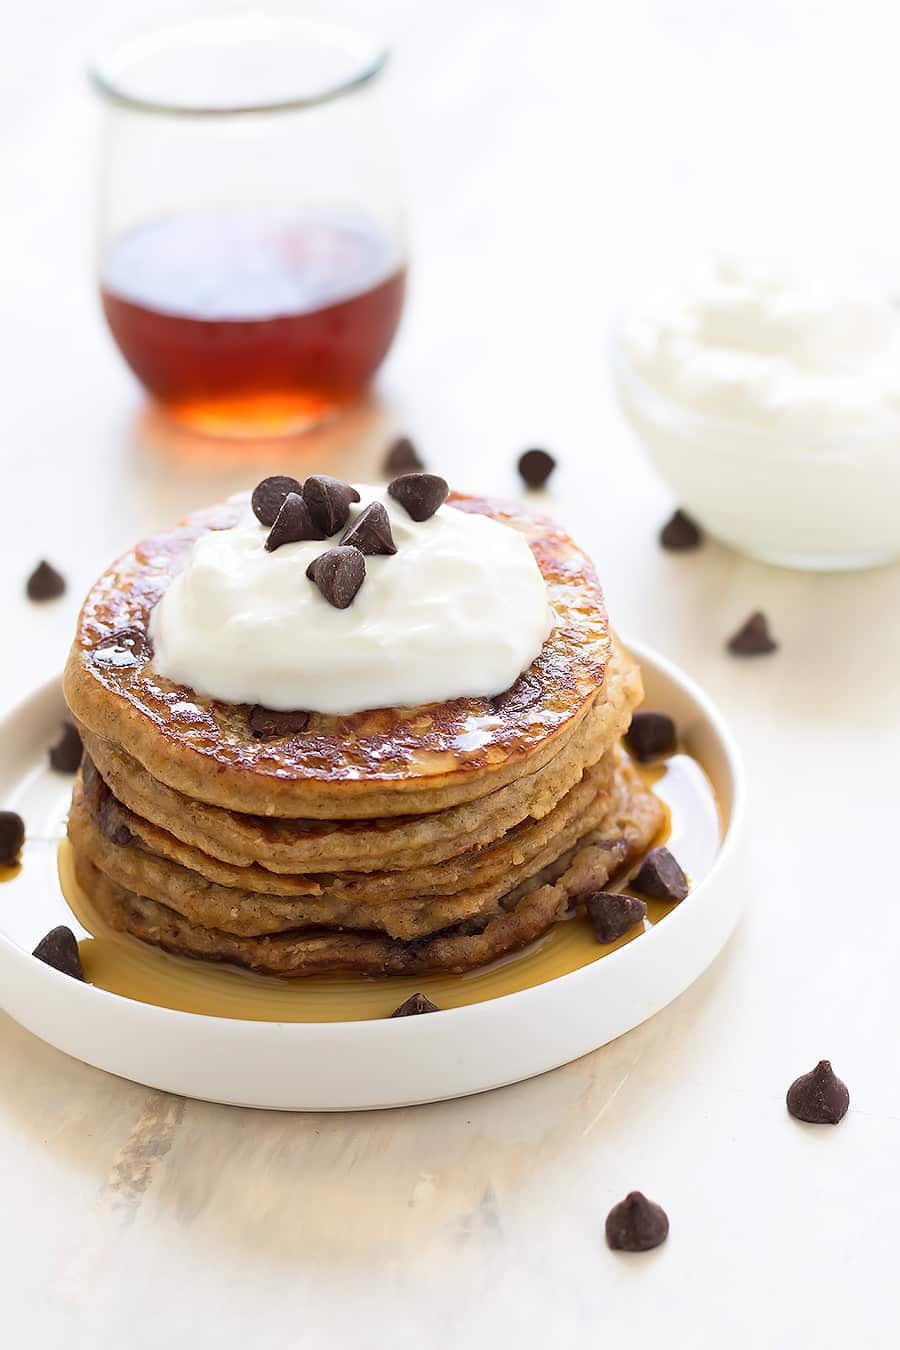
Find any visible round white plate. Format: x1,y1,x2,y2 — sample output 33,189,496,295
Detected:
0,642,746,1111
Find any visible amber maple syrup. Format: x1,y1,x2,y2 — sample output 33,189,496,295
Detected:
100,206,406,435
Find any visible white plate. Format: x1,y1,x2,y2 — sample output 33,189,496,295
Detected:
0,642,746,1111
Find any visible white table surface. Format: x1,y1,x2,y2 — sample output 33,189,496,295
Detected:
3,2,899,1346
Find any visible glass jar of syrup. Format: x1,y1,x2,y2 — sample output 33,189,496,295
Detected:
91,15,407,437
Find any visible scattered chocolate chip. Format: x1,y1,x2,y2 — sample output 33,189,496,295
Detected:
390,992,440,1017
660,508,703,551
383,435,423,475
302,475,361,536
0,811,25,865
341,502,397,556
32,926,84,980
728,611,778,656
49,720,83,773
251,475,302,527
306,546,366,609
388,473,449,522
625,710,677,762
786,1060,850,1125
517,448,556,489
91,628,153,667
248,706,311,739
26,560,66,601
632,847,689,902
586,892,648,943
264,492,325,552
605,1192,669,1252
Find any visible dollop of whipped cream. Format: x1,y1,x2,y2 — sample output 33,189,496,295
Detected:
622,255,900,438
149,486,555,715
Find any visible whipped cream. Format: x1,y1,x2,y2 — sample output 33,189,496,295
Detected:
149,487,554,715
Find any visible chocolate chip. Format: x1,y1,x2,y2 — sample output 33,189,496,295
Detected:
302,476,361,536
248,706,311,739
388,473,449,522
786,1060,850,1125
390,992,440,1017
341,502,397,556
0,811,25,865
306,546,366,609
383,436,423,474
32,926,84,980
517,448,556,489
660,508,703,551
26,560,66,601
625,710,677,762
728,611,778,656
49,720,83,773
91,628,153,667
251,475,302,527
632,847,689,902
605,1192,669,1252
586,892,648,943
264,492,324,552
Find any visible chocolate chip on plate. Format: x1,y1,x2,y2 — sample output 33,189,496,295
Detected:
390,992,440,1017
517,448,556,489
306,546,366,609
264,492,325,552
302,475,361,536
387,473,449,522
0,811,25,865
605,1192,669,1252
586,892,648,943
49,719,83,773
383,435,423,475
632,847,689,902
33,926,84,980
786,1060,850,1125
26,560,66,601
625,710,677,762
248,706,311,739
91,628,152,667
660,508,703,552
251,475,302,527
728,611,778,656
341,502,397,556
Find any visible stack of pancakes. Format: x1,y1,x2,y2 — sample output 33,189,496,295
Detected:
64,493,665,977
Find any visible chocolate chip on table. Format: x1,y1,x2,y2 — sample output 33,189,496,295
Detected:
517,448,556,489
605,1192,669,1252
625,710,677,762
302,475,361,536
660,508,703,551
383,435,423,475
341,502,397,556
251,475,302,527
586,892,648,943
728,611,778,656
306,546,366,609
388,473,449,522
632,847,689,902
49,719,83,773
0,811,25,865
264,492,325,552
786,1060,850,1125
390,992,440,1017
32,926,84,980
26,560,66,601
248,706,311,739
91,628,153,667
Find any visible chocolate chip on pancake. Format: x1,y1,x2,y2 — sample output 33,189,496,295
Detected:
586,892,647,942
605,1192,669,1252
517,448,556,489
728,610,778,656
306,546,366,609
91,628,153,667
0,811,25,865
26,560,66,601
248,706,311,739
302,475,361,536
341,502,397,556
390,992,440,1016
660,508,703,551
383,435,423,474
49,720,83,773
625,710,676,762
32,926,84,980
388,473,449,522
251,475,302,527
631,847,688,902
786,1060,850,1125
264,492,325,552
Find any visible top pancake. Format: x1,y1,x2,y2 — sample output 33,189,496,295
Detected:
64,492,611,818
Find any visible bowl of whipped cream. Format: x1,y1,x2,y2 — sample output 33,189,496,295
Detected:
611,255,900,570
